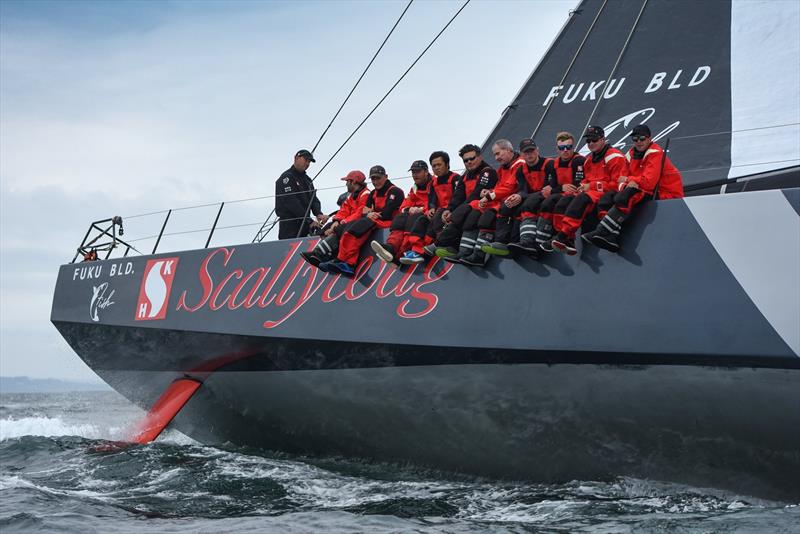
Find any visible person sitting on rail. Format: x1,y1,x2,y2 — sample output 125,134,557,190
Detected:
581,124,684,252
401,151,462,264
450,139,526,267
319,165,404,277
510,131,585,254
371,160,433,267
551,125,628,255
483,138,549,257
432,144,499,264
299,170,370,268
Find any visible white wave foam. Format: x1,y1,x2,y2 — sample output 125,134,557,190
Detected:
0,416,123,441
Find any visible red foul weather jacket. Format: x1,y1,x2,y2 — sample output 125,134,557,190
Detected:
625,143,684,199
516,157,549,198
366,180,405,228
582,144,627,193
333,186,370,224
544,154,586,194
483,155,525,209
428,171,460,210
399,176,432,212
450,161,498,210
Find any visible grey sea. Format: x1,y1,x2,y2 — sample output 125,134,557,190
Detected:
0,391,797,533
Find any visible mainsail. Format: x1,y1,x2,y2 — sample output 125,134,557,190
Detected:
484,0,800,191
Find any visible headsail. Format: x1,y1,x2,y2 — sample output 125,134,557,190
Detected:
484,0,800,191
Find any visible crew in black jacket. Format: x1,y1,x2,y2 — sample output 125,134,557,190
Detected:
275,149,328,239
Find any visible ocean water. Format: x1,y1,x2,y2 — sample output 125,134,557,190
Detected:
0,392,797,533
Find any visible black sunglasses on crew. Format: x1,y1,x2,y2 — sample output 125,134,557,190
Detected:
631,135,649,142
586,137,601,143
462,156,478,163
557,144,574,151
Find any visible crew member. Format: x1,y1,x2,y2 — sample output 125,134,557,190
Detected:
405,151,460,263
275,149,328,239
483,138,547,257
551,126,627,254
299,170,369,268
582,124,684,252
512,131,584,254
371,160,432,266
319,165,404,276
433,144,498,265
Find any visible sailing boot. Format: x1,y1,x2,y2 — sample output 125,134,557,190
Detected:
535,217,555,253
509,217,539,254
300,235,337,268
584,207,626,253
443,230,478,264
462,231,492,267
551,232,577,255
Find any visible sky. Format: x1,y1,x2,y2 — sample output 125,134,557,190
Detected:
0,0,575,382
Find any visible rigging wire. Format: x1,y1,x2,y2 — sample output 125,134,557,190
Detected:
288,0,472,239
311,0,414,154
579,0,649,138
251,1,414,243
125,121,800,220
529,0,608,140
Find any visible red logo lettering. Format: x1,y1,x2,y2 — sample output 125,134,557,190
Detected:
135,258,179,321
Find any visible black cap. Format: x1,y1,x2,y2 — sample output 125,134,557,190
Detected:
408,160,428,171
369,165,387,178
519,138,537,152
631,124,651,137
583,125,605,139
295,149,315,162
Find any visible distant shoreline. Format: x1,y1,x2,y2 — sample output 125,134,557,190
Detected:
0,376,111,394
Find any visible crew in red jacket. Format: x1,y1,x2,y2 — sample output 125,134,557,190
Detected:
483,138,548,257
552,125,627,255
512,131,585,254
457,139,525,266
319,165,404,276
433,144,498,263
300,170,370,268
371,160,432,266
582,124,684,252
402,151,460,264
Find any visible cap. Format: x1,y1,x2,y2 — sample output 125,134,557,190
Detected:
369,165,387,178
583,125,605,139
340,170,366,183
631,124,651,137
295,149,316,162
519,138,537,152
408,160,428,171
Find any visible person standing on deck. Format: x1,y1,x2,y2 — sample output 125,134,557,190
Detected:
319,165,404,277
275,149,328,239
299,170,370,268
551,126,627,255
582,124,684,252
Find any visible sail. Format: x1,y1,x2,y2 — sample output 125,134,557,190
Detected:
483,0,800,190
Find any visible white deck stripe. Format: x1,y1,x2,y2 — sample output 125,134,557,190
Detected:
685,191,800,356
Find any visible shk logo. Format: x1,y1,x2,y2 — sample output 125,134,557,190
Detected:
135,258,179,321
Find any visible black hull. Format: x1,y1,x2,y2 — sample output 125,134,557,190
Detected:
51,190,800,499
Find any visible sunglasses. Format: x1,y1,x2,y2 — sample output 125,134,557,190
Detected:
586,137,601,143
631,135,649,142
557,144,574,151
462,156,478,163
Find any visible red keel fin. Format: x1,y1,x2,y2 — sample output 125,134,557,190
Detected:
128,378,202,444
